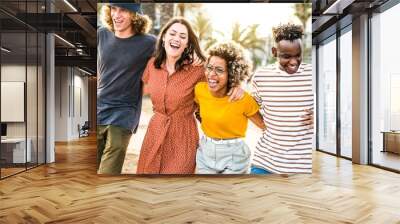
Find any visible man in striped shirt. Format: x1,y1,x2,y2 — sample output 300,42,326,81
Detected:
250,23,314,174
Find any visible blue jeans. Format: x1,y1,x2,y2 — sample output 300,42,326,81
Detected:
250,166,273,174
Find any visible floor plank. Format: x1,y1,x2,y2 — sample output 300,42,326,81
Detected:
0,135,399,223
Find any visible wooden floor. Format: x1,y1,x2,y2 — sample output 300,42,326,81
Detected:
1,136,400,223
0,167,26,177
372,150,400,171
1,163,45,178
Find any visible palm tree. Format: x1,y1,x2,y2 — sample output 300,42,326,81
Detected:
192,12,211,41
230,23,266,69
191,12,217,51
265,36,276,65
175,3,202,17
293,3,311,31
293,3,312,63
141,4,156,34
159,3,174,33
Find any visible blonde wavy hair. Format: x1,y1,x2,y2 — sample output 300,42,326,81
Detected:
207,42,251,91
101,4,152,34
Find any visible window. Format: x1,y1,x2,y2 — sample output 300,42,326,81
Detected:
370,3,400,171
0,0,47,179
317,35,337,155
339,27,352,158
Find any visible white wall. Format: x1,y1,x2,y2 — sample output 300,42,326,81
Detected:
1,65,25,142
1,65,32,137
1,63,46,164
54,67,89,141
55,67,69,141
74,73,89,136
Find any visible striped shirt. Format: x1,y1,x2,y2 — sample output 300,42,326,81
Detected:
251,63,313,174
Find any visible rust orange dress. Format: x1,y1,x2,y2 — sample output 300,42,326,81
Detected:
137,57,205,174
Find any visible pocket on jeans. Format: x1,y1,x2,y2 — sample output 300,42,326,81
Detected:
199,138,214,159
232,142,250,165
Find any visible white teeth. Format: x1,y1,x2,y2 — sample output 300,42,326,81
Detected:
208,79,218,88
208,82,217,88
170,42,180,48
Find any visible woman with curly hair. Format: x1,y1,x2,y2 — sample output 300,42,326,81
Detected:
97,3,156,174
194,42,266,174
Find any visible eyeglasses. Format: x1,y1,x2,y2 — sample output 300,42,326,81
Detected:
205,64,226,76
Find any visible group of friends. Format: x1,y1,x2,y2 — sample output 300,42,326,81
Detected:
97,3,314,175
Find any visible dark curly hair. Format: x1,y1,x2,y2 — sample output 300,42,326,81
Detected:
272,23,304,43
207,42,251,92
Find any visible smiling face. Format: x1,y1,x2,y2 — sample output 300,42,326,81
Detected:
110,6,133,36
272,39,302,74
205,56,228,98
162,22,189,59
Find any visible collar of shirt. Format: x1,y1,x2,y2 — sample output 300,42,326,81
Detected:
160,61,191,73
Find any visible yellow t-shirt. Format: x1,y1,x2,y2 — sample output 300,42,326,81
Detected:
194,82,260,139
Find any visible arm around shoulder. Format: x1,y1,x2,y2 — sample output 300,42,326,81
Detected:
249,112,266,130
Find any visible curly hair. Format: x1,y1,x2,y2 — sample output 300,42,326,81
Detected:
207,42,251,91
101,4,152,34
272,23,303,43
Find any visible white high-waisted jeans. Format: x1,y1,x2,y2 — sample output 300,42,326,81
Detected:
196,136,251,174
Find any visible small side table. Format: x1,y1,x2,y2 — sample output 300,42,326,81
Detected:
381,131,400,154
